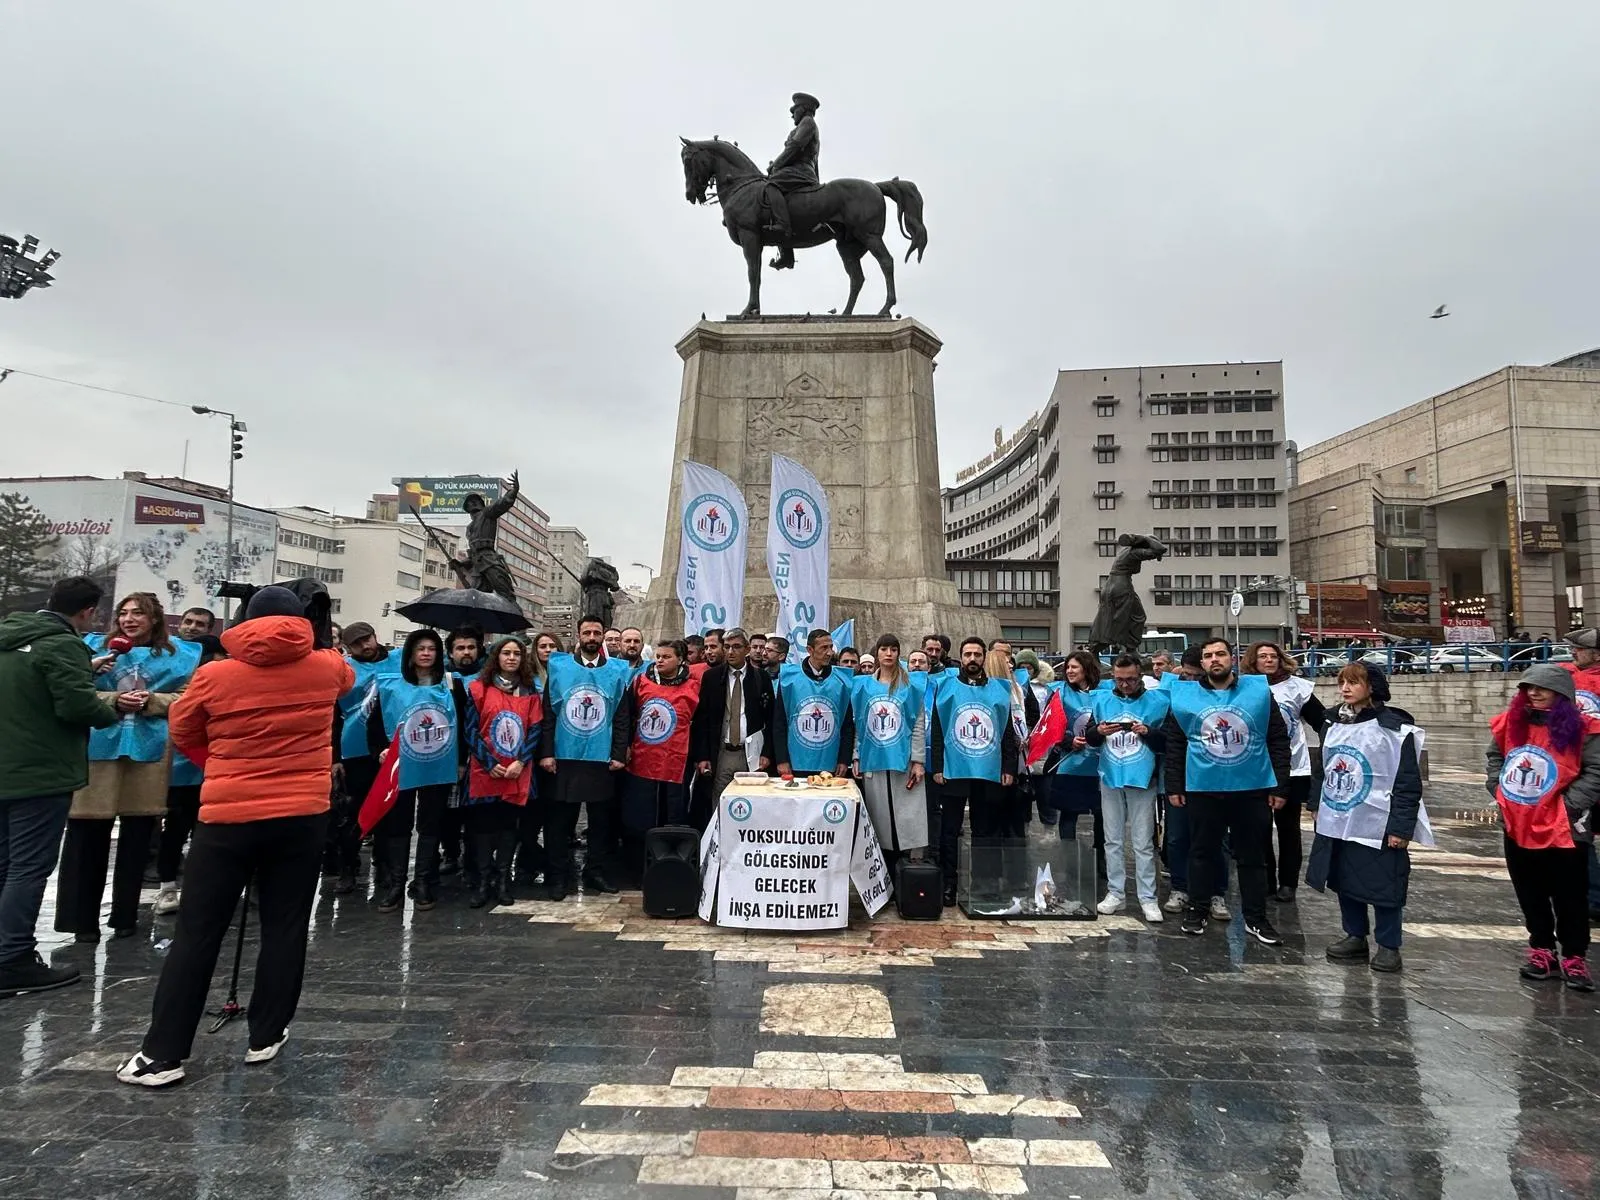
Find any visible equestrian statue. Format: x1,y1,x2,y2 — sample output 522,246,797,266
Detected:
680,92,928,319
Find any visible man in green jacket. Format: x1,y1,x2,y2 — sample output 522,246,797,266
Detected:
0,576,119,998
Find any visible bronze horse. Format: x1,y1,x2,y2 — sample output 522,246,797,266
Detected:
680,137,927,319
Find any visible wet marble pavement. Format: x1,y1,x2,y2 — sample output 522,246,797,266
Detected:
2,813,1598,1199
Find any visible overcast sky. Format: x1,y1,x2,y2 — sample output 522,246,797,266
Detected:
4,2,1598,590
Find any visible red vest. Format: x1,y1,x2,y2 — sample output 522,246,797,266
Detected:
467,679,543,805
689,661,709,680
1561,662,1600,720
629,671,701,783
1491,710,1600,849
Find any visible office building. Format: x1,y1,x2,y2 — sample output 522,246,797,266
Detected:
1290,351,1600,641
943,361,1291,649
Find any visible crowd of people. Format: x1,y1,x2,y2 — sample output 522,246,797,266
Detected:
3,579,1600,1088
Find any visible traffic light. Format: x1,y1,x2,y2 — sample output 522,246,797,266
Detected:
231,420,246,460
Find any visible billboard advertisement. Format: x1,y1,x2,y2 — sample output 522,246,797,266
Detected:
0,477,276,619
394,476,504,516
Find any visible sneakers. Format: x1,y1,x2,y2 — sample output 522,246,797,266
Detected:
1180,912,1208,936
0,952,81,999
1562,956,1595,992
245,1030,289,1063
1209,896,1231,921
1244,917,1283,946
1326,935,1370,962
153,886,180,915
1140,900,1164,923
116,1052,184,1088
1096,893,1126,915
1162,890,1188,914
1371,946,1403,973
1520,947,1559,981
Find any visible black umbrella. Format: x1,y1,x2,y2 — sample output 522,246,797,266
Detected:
395,588,530,634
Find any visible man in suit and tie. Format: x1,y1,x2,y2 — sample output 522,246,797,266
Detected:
689,627,774,829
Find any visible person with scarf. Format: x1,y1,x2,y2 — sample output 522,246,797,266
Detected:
459,636,541,908
366,629,458,913
1307,662,1429,973
1486,664,1600,991
1052,650,1107,888
56,592,200,943
513,631,562,888
619,639,702,883
849,634,929,865
1243,641,1327,904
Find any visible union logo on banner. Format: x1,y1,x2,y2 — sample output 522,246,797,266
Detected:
864,700,903,745
1105,729,1144,760
822,798,849,824
777,488,823,550
953,704,996,753
1578,690,1600,720
1321,746,1374,812
562,686,608,735
794,697,838,747
402,702,453,760
684,492,740,553
1499,744,1559,806
637,697,677,744
1197,706,1252,763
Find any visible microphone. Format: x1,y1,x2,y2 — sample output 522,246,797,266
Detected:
106,636,134,657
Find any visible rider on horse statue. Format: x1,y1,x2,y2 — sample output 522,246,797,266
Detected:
764,92,820,270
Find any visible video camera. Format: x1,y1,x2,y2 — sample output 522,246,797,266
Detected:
218,578,336,650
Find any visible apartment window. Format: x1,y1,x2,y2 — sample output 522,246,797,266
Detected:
1192,479,1210,492
1383,545,1428,580
1215,399,1233,413
1094,402,1116,418
1194,526,1211,539
1151,479,1170,493
1404,467,1418,484
1152,496,1170,509
1152,449,1170,462
1216,446,1235,460
1172,432,1188,445
1149,401,1168,416
1096,481,1116,494
1192,431,1209,444
1097,496,1117,510
1174,527,1191,540
1237,479,1254,492
1259,494,1277,507
1219,526,1236,539
1170,401,1189,415
1217,478,1234,492
1254,398,1274,411
1152,432,1170,446
1215,430,1232,443
1098,527,1117,540
1258,477,1276,491
396,571,422,589
1239,495,1257,508
1255,430,1274,442
1095,449,1116,464
1218,542,1236,556
1238,525,1256,539
1190,400,1209,414
1192,448,1210,461
1174,479,1191,493
1096,434,1115,447
399,542,423,562
1171,496,1190,509
1152,527,1171,540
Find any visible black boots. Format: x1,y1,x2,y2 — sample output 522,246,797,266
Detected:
376,837,410,913
468,833,495,908
413,836,440,910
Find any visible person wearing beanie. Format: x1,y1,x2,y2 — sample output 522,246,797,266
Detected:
118,583,355,1087
1306,662,1431,973
1486,664,1600,992
1559,628,1600,918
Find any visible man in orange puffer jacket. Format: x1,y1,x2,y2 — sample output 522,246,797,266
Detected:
117,586,354,1089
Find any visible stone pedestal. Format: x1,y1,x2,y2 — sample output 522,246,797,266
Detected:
641,317,990,644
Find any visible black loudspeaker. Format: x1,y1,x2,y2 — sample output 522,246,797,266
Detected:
895,858,944,920
643,825,701,918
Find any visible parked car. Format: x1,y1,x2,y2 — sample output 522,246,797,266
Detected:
1417,645,1509,672
1507,645,1574,668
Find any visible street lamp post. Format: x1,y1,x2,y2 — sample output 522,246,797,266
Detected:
1313,505,1338,641
0,234,61,300
192,406,247,617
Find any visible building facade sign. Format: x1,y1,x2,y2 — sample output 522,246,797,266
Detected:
133,495,206,525
395,476,504,515
1518,520,1563,554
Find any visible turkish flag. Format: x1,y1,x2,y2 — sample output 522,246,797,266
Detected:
1026,690,1067,769
357,731,403,835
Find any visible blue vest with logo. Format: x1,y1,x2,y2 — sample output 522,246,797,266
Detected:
376,673,459,790
778,664,853,773
86,636,200,763
546,653,631,763
851,672,924,774
1090,687,1172,790
1167,674,1276,792
933,674,1012,783
170,749,203,787
1054,685,1102,777
339,647,404,761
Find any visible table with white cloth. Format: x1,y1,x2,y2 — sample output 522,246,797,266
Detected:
697,778,891,929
